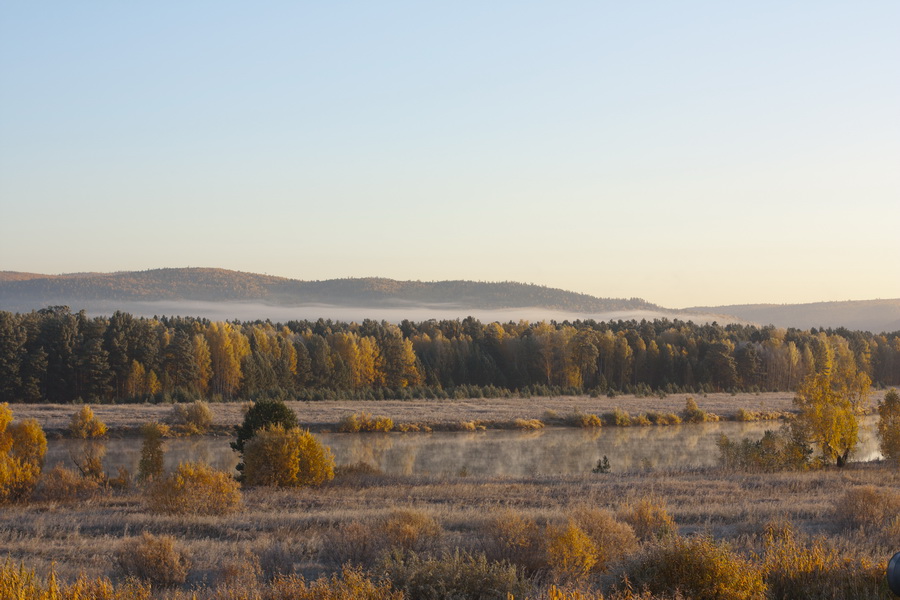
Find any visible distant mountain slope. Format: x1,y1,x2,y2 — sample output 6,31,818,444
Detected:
0,268,660,313
689,299,900,333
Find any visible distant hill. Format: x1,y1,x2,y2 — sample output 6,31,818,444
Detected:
688,300,900,334
0,268,662,314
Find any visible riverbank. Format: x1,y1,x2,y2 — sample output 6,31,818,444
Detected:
9,391,823,437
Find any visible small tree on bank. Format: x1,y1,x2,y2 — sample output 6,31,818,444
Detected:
791,364,870,467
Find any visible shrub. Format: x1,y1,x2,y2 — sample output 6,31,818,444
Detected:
267,566,404,600
878,389,900,463
835,485,900,530
170,400,213,435
681,398,708,424
717,430,811,472
0,404,46,503
481,509,543,572
380,550,529,600
321,520,381,567
380,509,443,554
338,412,394,433
69,440,107,480
513,418,545,430
33,464,100,502
604,408,632,427
232,398,298,455
623,536,766,600
568,412,602,428
146,461,241,515
570,507,639,572
115,532,190,586
762,521,888,600
69,405,107,438
735,408,756,422
544,522,597,582
645,411,681,426
618,497,677,542
243,425,334,487
138,422,169,482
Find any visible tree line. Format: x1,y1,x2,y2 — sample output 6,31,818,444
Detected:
0,306,898,404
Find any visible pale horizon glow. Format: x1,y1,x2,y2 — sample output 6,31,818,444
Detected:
2,2,898,309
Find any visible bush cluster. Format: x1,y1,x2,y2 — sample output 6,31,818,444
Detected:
243,425,334,487
338,412,394,433
146,461,241,515
0,403,47,503
115,533,190,587
68,406,107,439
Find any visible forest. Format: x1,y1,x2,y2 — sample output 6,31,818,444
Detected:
0,306,898,404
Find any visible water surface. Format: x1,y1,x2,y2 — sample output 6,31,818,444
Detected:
45,417,881,478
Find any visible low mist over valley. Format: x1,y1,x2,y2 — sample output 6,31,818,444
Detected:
1,268,898,332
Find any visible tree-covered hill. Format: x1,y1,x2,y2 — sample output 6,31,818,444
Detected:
0,268,660,313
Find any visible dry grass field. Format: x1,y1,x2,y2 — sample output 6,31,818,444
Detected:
3,393,898,599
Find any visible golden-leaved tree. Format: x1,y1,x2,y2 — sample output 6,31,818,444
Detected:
791,343,871,467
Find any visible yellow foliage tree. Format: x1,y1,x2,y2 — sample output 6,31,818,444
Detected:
878,389,900,463
792,357,870,467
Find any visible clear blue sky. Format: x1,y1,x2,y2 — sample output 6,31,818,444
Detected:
2,2,898,308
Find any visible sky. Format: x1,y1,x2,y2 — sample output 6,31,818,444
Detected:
1,2,898,309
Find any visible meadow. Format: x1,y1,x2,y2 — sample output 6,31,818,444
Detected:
1,393,898,599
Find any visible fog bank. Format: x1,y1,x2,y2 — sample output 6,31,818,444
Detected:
70,300,740,325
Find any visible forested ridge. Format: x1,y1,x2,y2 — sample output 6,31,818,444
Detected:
0,307,898,404
0,268,659,312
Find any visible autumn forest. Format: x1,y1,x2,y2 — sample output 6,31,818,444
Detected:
1,306,898,404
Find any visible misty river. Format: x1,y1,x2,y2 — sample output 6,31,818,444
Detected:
44,418,882,478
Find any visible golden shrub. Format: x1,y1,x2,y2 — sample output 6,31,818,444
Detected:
69,440,106,480
544,522,598,582
69,406,107,439
835,485,900,530
115,532,190,586
483,509,543,571
170,401,213,435
380,509,443,554
514,418,545,430
570,412,603,428
243,425,334,487
34,465,100,502
618,497,677,543
624,536,766,600
570,507,639,572
604,408,633,427
147,461,241,515
681,397,708,424
0,405,46,503
338,412,394,433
